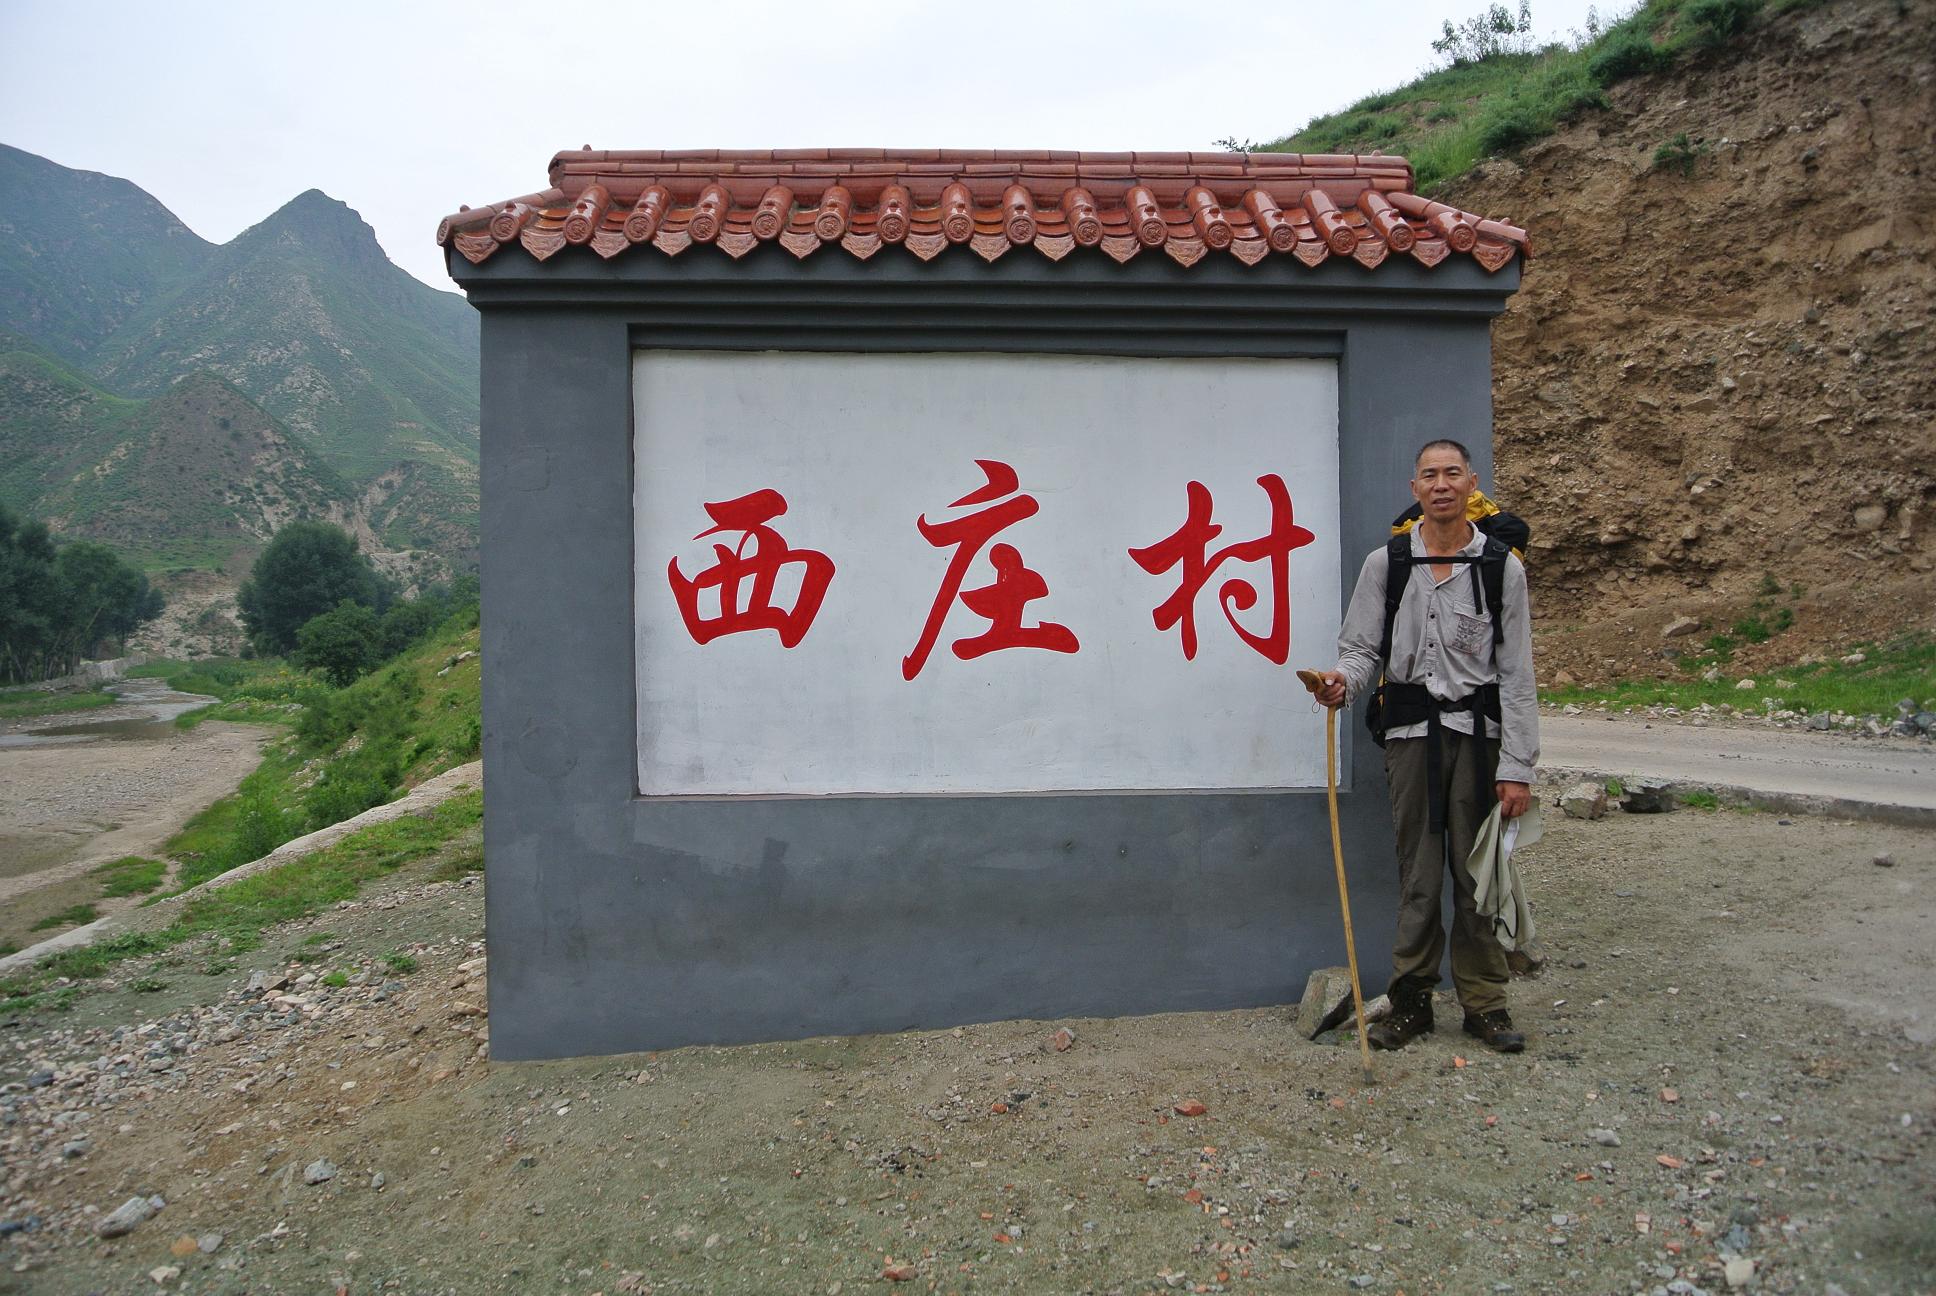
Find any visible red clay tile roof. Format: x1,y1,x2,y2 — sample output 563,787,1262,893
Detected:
437,149,1531,273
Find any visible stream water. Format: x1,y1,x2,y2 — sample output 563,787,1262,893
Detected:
0,677,217,750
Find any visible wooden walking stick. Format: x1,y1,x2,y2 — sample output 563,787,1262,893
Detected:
1296,669,1375,1083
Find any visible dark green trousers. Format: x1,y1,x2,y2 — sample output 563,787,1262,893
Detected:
1382,731,1509,1013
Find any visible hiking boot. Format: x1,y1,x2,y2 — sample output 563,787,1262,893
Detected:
1366,992,1434,1051
1462,1009,1526,1053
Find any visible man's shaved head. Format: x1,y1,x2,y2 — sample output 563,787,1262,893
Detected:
1415,438,1472,467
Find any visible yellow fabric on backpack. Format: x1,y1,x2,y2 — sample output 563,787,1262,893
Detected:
1390,488,1505,535
1391,489,1523,559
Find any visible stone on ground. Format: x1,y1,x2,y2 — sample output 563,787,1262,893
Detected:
1619,778,1674,814
1559,782,1608,820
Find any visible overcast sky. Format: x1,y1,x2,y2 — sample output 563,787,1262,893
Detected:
1,1,1605,292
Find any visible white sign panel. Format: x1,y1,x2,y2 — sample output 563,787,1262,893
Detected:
633,350,1340,795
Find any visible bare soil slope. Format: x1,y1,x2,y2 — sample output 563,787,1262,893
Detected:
1440,0,1935,682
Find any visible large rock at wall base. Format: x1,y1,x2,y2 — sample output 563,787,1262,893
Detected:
1559,782,1609,820
1662,616,1701,638
1296,968,1392,1040
1620,779,1675,814
1296,966,1358,1039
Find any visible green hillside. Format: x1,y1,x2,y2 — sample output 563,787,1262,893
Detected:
0,343,351,569
1272,0,1819,191
0,144,214,365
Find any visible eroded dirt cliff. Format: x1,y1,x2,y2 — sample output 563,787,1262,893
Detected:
1442,0,1934,681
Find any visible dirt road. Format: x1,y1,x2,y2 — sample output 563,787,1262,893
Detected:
1542,714,1936,819
0,797,1930,1295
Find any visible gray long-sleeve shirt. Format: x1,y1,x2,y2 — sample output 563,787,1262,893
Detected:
1335,526,1540,784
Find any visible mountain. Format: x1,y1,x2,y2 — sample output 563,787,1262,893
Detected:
0,341,350,569
0,145,214,366
0,148,479,567
85,190,480,488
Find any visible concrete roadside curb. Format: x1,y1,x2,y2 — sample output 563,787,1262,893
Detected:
1537,764,1935,830
0,760,484,981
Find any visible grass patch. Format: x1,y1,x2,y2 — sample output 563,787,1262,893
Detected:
321,970,349,988
1680,791,1721,809
1268,0,1785,192
383,951,419,974
94,855,167,898
1653,130,1709,175
0,790,481,1010
29,903,99,932
0,687,116,720
1546,631,1936,717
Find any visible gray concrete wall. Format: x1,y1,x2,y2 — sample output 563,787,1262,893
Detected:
461,247,1514,1059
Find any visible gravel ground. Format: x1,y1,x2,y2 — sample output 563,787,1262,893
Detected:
0,802,1930,1296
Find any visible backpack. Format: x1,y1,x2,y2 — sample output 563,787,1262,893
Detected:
1365,491,1529,748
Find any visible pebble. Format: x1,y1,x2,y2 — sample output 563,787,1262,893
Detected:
303,1158,337,1185
371,1171,386,1190
1724,1257,1755,1288
1588,1128,1622,1147
1873,852,1894,867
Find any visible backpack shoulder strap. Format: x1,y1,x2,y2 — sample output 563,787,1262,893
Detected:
1379,534,1413,663
1479,536,1510,647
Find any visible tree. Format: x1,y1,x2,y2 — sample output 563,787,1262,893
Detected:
1432,1,1536,66
236,522,381,655
55,541,161,657
294,600,384,686
0,506,162,683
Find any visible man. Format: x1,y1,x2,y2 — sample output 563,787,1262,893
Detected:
1314,439,1538,1053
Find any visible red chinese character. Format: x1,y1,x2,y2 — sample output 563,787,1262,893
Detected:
1129,474,1315,664
903,460,1079,680
667,488,835,648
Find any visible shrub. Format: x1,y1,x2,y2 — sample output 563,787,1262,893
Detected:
1479,100,1546,154
1588,29,1669,84
1653,132,1707,176
1684,0,1763,44
230,777,298,864
303,746,401,830
295,600,384,686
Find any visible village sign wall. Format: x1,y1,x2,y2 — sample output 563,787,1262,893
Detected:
440,149,1529,1060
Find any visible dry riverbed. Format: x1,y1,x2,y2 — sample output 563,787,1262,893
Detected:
0,804,1930,1296
0,686,267,952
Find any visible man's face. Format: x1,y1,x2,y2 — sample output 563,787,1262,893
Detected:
1411,447,1478,525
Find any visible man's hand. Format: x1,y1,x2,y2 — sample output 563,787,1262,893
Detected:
1313,670,1347,709
1496,781,1531,820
